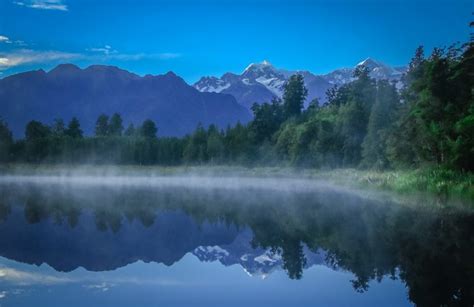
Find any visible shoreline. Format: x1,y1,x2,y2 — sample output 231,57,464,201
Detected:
0,163,472,207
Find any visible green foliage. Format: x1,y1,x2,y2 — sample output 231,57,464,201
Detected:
140,119,157,138
1,35,472,174
361,80,399,169
124,123,136,136
95,114,109,136
66,117,83,139
283,74,307,118
387,43,474,171
109,113,124,136
0,119,13,162
250,98,284,143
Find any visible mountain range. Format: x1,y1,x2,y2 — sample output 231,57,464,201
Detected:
0,64,251,137
194,58,406,109
0,59,406,137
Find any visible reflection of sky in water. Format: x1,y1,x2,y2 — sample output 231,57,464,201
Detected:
0,178,470,306
0,255,410,307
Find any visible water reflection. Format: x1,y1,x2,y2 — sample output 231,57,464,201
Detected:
0,179,472,306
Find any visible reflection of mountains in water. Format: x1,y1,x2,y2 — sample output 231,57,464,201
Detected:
193,229,326,278
0,205,323,277
0,180,473,306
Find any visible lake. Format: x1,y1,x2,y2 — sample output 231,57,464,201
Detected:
0,174,472,306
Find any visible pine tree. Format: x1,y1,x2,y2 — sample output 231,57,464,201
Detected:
283,74,307,118
109,113,124,136
140,119,157,138
25,120,50,141
95,114,109,136
0,119,13,162
66,117,83,138
339,66,376,166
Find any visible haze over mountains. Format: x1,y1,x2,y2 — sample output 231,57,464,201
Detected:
0,59,406,137
194,58,406,109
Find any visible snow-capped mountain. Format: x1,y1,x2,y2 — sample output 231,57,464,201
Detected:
192,229,326,278
194,58,407,110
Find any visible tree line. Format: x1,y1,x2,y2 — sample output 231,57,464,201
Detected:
0,40,472,170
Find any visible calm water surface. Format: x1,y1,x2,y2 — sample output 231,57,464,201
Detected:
0,175,472,307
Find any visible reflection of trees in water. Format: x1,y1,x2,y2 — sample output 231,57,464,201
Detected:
24,191,81,227
0,202,10,222
0,183,472,306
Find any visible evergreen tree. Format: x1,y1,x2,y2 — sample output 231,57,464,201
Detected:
250,98,284,143
183,123,207,163
206,125,224,163
339,66,376,166
24,120,51,162
66,117,83,138
140,119,157,138
25,120,50,141
361,80,399,169
0,119,13,162
51,119,66,136
386,46,426,168
109,113,124,136
283,74,307,118
95,114,109,136
124,123,136,136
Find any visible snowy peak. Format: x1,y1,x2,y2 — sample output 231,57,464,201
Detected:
356,58,406,79
194,76,230,93
356,57,384,70
194,58,407,110
243,60,274,72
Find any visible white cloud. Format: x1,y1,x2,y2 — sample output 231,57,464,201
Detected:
85,46,181,61
0,47,181,72
0,267,73,285
0,35,27,46
0,49,81,70
87,45,118,55
86,44,181,61
13,0,68,11
0,291,6,298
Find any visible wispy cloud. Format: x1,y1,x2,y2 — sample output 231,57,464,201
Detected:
0,35,28,46
86,45,181,61
87,45,118,55
0,36,10,43
0,46,181,72
0,265,186,289
13,0,68,11
0,267,73,285
0,49,81,70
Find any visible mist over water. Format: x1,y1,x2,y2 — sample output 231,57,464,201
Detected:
0,171,472,306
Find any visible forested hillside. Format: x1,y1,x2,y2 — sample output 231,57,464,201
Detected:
0,40,472,173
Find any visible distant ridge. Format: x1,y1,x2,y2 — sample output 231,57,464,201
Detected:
0,64,251,137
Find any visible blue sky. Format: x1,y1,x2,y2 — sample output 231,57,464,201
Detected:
0,0,472,83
